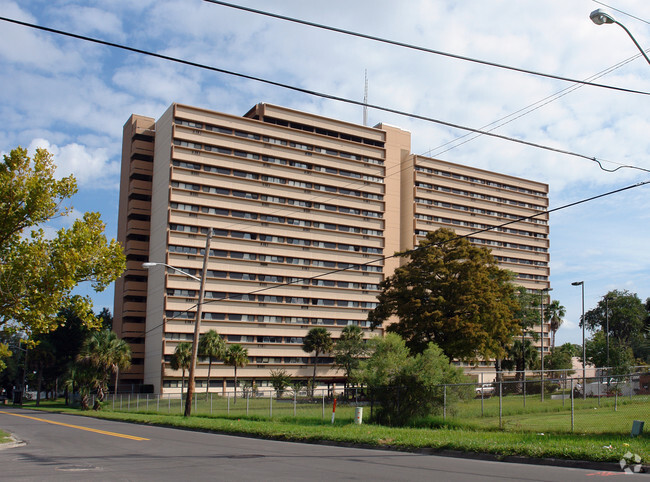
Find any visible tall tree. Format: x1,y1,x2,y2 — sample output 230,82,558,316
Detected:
368,228,520,362
333,325,367,394
545,300,566,352
582,290,646,358
198,329,226,399
28,339,55,406
223,344,248,402
170,342,192,397
0,147,125,340
302,327,333,395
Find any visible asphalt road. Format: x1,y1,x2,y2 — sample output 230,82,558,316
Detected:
0,408,639,481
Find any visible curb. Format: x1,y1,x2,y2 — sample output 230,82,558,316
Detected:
0,433,26,451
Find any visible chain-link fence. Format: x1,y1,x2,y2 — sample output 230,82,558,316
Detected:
103,371,649,434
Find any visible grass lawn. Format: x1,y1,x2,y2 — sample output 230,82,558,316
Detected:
11,399,649,465
0,428,11,444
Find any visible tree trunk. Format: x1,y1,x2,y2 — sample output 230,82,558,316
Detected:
114,366,120,397
312,350,319,397
233,366,238,403
36,369,43,407
181,369,186,399
205,359,212,400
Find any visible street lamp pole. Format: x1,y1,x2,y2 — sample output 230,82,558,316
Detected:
590,9,650,65
539,287,552,402
143,228,213,417
571,281,586,399
605,296,611,371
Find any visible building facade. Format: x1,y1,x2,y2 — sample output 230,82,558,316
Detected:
113,102,550,394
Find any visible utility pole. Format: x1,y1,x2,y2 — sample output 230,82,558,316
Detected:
184,228,212,417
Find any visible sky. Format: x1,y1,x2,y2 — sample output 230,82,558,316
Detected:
1,0,649,347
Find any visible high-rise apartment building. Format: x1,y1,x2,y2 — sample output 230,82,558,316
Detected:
113,102,549,394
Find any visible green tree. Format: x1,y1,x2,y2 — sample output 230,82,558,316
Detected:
0,147,125,338
269,368,292,398
545,300,566,352
170,342,192,397
333,325,367,395
198,329,226,399
77,330,131,407
369,228,520,362
302,327,333,396
586,330,634,376
505,339,538,381
355,333,469,426
223,344,248,402
28,339,55,406
583,290,646,353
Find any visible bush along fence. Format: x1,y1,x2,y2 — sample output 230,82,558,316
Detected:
99,371,649,434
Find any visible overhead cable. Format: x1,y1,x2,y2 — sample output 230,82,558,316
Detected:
1,16,648,175
203,0,650,96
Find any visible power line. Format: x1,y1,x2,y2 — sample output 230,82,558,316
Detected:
422,49,648,159
203,0,650,95
1,16,648,175
146,179,650,335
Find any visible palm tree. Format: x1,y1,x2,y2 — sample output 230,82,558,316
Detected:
507,339,538,382
170,342,192,397
110,337,132,396
302,327,333,396
198,330,226,399
545,300,566,352
77,330,131,402
223,344,248,402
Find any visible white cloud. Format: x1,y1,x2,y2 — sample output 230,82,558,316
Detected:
1,0,649,337
27,139,120,189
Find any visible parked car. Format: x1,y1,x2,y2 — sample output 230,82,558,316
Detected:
475,384,495,397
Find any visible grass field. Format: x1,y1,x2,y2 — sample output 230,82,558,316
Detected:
13,399,648,464
103,391,649,435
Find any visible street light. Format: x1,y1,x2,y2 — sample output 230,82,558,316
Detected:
571,281,586,399
590,9,650,65
143,228,213,417
539,287,552,402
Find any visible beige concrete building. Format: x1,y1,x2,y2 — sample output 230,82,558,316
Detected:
113,102,550,394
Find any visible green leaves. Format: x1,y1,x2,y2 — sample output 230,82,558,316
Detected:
0,147,125,336
369,228,519,362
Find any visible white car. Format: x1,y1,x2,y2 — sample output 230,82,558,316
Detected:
475,384,495,397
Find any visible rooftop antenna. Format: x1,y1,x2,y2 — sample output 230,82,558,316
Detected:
363,69,368,126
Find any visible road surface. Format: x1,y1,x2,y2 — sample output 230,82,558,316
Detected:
0,408,638,481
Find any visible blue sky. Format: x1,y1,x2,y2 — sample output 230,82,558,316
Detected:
1,0,649,346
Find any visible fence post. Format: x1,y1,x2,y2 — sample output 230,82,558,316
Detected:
112,393,115,411
210,393,213,415
227,394,230,415
195,391,197,413
570,378,574,432
597,378,600,407
269,390,273,418
523,371,526,408
615,390,618,412
157,394,160,412
120,394,123,410
128,394,131,411
322,390,325,420
499,381,503,429
293,390,297,417
443,385,447,421
246,392,249,416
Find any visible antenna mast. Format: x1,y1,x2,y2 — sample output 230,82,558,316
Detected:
363,69,368,126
